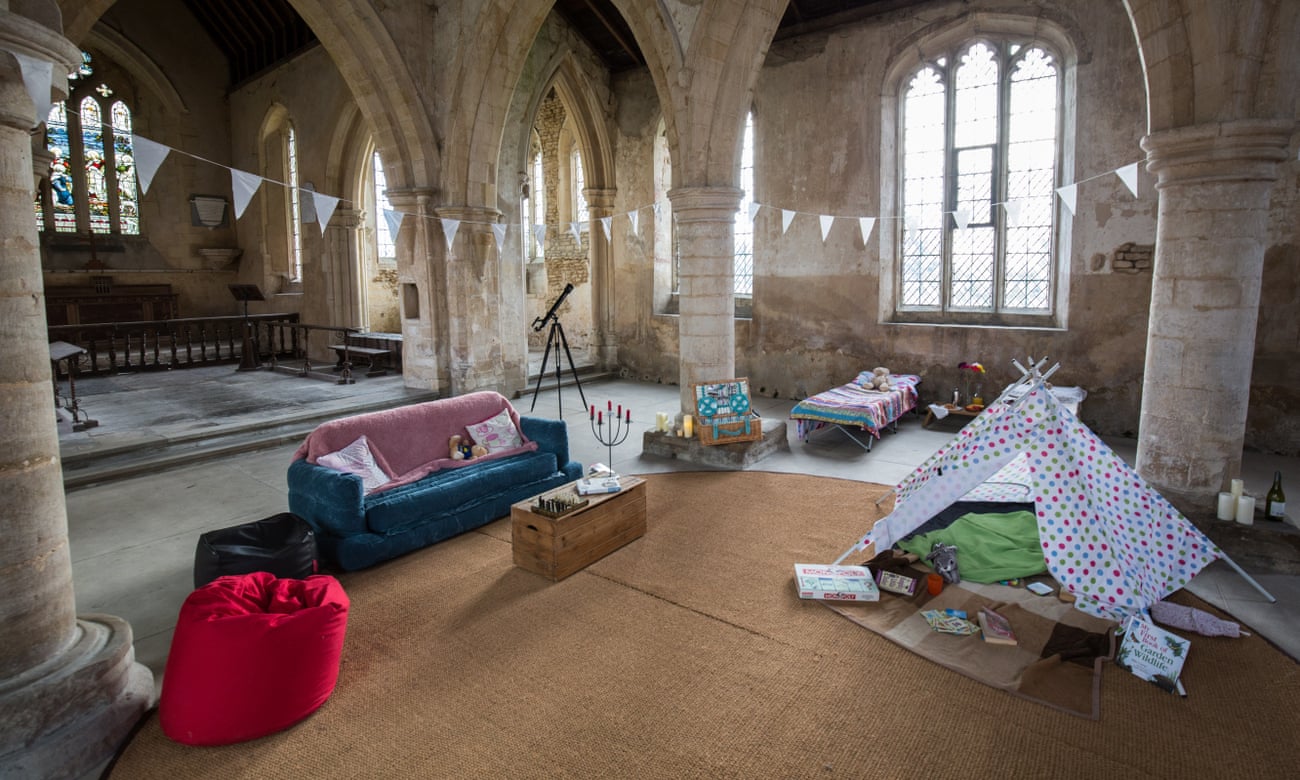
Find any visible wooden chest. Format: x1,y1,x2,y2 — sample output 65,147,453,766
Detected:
511,477,647,581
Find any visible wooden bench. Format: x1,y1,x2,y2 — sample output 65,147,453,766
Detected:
328,344,391,377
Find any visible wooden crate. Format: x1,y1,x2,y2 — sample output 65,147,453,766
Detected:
693,377,762,446
511,477,647,581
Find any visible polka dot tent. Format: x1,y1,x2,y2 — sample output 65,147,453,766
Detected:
849,385,1223,622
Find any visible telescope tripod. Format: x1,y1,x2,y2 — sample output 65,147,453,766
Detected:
529,318,588,415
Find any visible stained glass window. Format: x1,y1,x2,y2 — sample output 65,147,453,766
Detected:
38,52,140,236
898,40,1059,318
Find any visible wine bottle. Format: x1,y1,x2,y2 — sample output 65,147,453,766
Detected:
1264,471,1286,522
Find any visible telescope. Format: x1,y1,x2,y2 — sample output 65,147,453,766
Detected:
532,282,574,332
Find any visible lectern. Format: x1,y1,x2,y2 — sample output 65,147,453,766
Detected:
228,284,265,371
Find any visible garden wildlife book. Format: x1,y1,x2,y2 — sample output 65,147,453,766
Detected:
1116,614,1189,695
977,607,1018,645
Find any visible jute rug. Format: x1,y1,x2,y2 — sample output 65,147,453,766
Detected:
109,472,1299,779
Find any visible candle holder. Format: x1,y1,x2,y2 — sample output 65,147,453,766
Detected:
590,401,631,466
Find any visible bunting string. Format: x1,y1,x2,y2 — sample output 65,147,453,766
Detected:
131,133,1146,251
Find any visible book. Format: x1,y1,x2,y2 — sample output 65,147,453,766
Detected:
576,476,622,495
977,607,1018,645
875,569,918,597
1116,615,1190,695
794,563,880,602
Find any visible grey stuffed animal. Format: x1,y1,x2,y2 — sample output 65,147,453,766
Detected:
927,542,961,584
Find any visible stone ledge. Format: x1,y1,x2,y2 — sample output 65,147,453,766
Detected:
641,422,788,469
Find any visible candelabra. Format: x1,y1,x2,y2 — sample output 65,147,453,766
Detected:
590,401,631,466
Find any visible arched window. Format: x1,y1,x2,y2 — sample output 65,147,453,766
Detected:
572,148,589,226
734,111,755,296
895,39,1061,323
530,145,545,261
37,52,140,236
286,125,304,281
371,151,396,264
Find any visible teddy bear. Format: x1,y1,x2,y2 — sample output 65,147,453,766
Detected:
449,434,473,460
869,366,892,392
470,443,488,458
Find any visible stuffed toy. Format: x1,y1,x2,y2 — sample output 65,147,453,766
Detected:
927,542,961,584
470,443,488,458
449,435,473,460
869,366,892,392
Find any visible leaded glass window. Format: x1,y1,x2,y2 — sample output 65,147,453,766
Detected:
734,111,754,296
899,40,1058,318
372,151,395,264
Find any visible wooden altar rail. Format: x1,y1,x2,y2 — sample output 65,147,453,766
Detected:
47,313,301,376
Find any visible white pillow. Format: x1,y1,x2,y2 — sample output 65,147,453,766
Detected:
317,435,391,493
466,408,523,454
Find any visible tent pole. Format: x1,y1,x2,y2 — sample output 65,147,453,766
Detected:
1217,553,1278,603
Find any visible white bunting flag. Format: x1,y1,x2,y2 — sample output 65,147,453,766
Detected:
748,202,760,222
599,216,612,243
569,221,581,243
819,214,835,242
131,135,170,196
312,192,340,236
1003,200,1023,228
534,224,547,252
781,209,796,235
491,223,507,255
383,208,404,240
858,217,876,244
441,218,461,253
230,169,264,219
1056,183,1078,215
1116,162,1139,198
628,209,639,235
952,207,970,230
12,53,53,125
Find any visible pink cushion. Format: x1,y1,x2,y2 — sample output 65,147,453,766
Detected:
159,571,350,746
467,408,523,453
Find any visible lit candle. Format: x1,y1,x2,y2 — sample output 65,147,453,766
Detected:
683,414,693,437
1236,495,1255,525
1216,492,1236,521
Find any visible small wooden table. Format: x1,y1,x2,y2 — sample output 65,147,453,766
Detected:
922,406,981,428
511,476,647,581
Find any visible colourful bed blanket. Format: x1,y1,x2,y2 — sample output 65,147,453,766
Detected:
791,373,920,440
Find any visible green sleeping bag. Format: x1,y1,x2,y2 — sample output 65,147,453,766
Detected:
897,510,1046,583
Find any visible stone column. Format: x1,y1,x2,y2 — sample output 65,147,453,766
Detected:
324,207,364,330
585,188,617,369
1136,119,1294,505
668,186,742,413
386,188,446,394
0,9,152,779
434,205,508,395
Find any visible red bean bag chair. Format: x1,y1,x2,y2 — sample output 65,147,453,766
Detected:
159,571,349,745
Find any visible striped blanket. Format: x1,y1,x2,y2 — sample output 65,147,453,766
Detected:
791,373,921,440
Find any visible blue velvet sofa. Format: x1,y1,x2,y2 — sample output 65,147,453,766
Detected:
287,391,582,571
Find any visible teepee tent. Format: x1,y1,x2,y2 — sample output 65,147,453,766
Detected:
836,362,1272,621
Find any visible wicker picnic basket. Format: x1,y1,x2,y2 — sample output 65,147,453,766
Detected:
692,377,762,446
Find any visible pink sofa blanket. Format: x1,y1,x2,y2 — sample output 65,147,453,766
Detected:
292,391,539,494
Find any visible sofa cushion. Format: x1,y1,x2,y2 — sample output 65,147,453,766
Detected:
316,435,391,493
467,408,523,453
364,450,559,534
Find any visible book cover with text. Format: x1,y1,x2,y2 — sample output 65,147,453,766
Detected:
794,563,880,602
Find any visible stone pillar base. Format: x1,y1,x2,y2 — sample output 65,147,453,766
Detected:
0,614,154,780
642,423,789,469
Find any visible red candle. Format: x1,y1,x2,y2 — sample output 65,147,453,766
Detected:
589,404,594,420
598,411,603,425
625,409,631,423
607,400,612,411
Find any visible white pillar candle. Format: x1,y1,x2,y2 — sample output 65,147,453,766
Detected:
1236,495,1256,526
1217,492,1236,521
1230,478,1244,506
655,412,669,432
683,414,694,438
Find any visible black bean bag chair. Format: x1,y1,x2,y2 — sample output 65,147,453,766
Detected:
194,513,319,588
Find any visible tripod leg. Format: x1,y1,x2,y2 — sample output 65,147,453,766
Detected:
528,326,557,411
553,322,588,409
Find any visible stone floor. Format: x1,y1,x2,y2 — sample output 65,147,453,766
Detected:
57,364,1300,703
